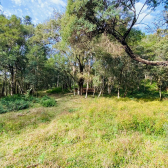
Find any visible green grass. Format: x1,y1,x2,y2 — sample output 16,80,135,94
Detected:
0,95,168,167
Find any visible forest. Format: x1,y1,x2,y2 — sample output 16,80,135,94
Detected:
0,0,168,167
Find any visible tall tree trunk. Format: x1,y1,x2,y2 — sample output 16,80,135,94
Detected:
57,75,59,87
124,87,127,98
85,59,91,98
118,87,120,99
10,66,16,95
159,85,162,101
102,76,105,96
78,78,84,95
78,61,84,96
98,88,102,97
93,86,95,97
5,69,7,96
1,81,5,97
85,81,89,98
108,77,112,95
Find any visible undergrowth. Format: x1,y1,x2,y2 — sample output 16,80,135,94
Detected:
0,95,56,114
0,95,168,167
40,95,56,107
47,87,69,94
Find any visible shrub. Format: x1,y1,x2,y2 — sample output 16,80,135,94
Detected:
0,104,6,114
47,87,69,94
9,100,30,111
0,95,37,113
24,95,40,103
40,96,56,107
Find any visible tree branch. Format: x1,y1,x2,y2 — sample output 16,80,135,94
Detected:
108,29,168,66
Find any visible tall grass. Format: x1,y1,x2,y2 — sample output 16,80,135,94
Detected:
0,95,168,167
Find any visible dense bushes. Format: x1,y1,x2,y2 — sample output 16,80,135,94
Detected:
0,95,56,114
40,95,56,107
0,95,30,114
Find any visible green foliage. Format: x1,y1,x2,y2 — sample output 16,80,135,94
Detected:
0,95,29,113
40,95,56,107
0,103,6,114
47,87,69,94
47,87,62,94
0,95,41,114
0,94,58,114
6,99,29,111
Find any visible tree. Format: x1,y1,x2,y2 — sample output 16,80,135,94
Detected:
64,0,168,66
0,15,27,95
23,16,32,25
61,12,95,95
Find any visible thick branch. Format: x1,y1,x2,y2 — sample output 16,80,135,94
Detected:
108,29,168,66
123,42,168,66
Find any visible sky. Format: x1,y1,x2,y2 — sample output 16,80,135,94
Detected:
0,0,67,24
0,0,164,32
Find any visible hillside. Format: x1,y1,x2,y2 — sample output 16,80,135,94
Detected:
0,94,168,167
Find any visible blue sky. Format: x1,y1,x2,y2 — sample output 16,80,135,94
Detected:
0,0,67,24
0,0,164,32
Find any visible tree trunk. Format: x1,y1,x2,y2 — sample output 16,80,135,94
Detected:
159,85,162,101
102,76,105,96
78,79,84,95
108,77,112,95
57,75,59,87
85,81,89,98
85,59,91,98
124,87,127,98
10,66,16,95
78,60,84,96
93,86,95,97
98,89,102,97
118,87,120,99
1,81,5,97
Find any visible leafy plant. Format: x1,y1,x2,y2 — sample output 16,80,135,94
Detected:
40,96,56,107
0,104,6,114
0,95,40,113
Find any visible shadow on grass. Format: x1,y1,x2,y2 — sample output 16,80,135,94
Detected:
100,86,168,102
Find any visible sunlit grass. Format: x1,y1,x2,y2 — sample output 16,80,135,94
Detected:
0,95,168,167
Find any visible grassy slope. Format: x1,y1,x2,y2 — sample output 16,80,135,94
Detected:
0,94,168,167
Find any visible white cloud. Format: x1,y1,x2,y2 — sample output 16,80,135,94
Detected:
135,2,153,23
11,0,22,6
4,10,12,16
135,2,147,15
134,2,156,32
0,4,3,12
50,0,66,6
2,0,67,25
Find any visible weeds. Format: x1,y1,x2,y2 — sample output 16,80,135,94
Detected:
0,95,168,167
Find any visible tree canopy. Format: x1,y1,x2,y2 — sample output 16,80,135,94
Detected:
62,0,168,66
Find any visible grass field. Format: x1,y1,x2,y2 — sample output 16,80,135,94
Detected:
0,94,168,167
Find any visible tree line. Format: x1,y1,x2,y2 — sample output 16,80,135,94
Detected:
0,0,168,99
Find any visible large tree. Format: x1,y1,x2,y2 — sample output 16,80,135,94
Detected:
63,0,168,66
